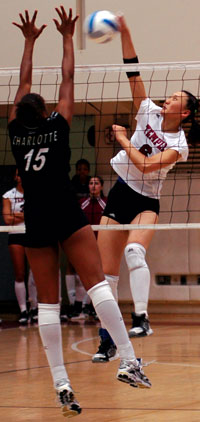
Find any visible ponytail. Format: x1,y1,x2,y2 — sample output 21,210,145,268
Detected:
182,90,200,144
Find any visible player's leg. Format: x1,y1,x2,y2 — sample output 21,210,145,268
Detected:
61,225,151,388
9,242,28,325
28,268,38,323
25,245,81,417
91,216,127,362
125,210,158,338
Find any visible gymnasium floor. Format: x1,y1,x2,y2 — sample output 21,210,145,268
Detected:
0,316,200,422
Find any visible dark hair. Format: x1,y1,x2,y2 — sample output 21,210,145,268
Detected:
75,159,90,171
182,90,200,144
89,175,105,198
89,175,104,186
16,93,47,128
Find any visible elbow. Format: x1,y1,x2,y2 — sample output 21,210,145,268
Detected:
136,164,153,174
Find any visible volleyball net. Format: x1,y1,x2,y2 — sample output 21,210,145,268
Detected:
1,61,200,232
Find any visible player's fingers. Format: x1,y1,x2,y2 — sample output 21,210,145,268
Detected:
55,7,63,21
38,24,47,36
12,22,23,29
31,10,38,25
53,19,60,30
25,10,30,23
60,6,67,19
73,15,79,24
19,13,26,25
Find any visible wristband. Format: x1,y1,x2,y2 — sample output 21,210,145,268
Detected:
123,56,140,78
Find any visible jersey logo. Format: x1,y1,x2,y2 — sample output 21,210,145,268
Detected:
144,124,167,152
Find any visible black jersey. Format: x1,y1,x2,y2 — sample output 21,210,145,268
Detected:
8,112,71,208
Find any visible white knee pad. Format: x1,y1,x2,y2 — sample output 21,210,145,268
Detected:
124,243,147,271
87,280,114,308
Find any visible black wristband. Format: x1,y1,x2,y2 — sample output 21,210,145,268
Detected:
123,56,140,78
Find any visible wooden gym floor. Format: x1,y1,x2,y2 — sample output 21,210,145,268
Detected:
0,315,200,422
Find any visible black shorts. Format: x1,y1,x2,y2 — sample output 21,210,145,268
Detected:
103,179,160,224
24,191,89,248
8,233,26,246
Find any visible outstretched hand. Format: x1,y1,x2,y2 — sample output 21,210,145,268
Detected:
12,10,47,40
53,6,79,37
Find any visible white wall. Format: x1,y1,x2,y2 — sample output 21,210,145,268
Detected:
1,0,200,68
2,0,200,302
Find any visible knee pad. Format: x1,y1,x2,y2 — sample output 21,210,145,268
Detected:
87,280,114,308
124,243,147,272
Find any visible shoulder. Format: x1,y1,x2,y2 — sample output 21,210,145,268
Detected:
138,98,161,114
47,112,70,129
2,187,15,199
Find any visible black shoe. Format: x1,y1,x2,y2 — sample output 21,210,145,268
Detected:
82,304,99,320
92,339,118,362
129,312,153,338
18,310,29,325
30,308,38,324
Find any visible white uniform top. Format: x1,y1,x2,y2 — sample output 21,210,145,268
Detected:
111,98,189,199
2,187,25,234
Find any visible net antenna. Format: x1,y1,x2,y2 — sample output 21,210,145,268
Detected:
76,0,85,50
1,61,200,232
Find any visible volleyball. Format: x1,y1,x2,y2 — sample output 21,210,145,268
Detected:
84,10,119,44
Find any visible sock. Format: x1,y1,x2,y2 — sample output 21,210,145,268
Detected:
88,280,136,361
28,270,38,309
15,281,27,312
98,274,119,343
38,303,69,387
130,267,150,315
106,274,119,302
65,275,76,305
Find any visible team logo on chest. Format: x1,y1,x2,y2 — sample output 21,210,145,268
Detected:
144,124,167,152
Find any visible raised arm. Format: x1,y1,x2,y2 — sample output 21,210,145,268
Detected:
118,15,146,111
112,124,180,174
9,10,46,123
53,7,79,125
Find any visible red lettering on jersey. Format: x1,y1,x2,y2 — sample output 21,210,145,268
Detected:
144,124,167,152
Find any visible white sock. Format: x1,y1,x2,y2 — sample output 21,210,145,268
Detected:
65,275,76,305
105,274,119,302
130,267,150,315
99,274,119,330
28,270,38,309
88,280,136,361
38,303,69,387
75,275,87,302
125,243,150,316
14,281,27,312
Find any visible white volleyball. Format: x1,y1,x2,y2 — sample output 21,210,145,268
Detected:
84,10,119,44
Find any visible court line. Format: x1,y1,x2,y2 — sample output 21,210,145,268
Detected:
71,336,200,368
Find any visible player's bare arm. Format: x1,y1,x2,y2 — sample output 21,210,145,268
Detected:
118,14,146,111
112,124,181,174
54,6,79,125
9,10,46,123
